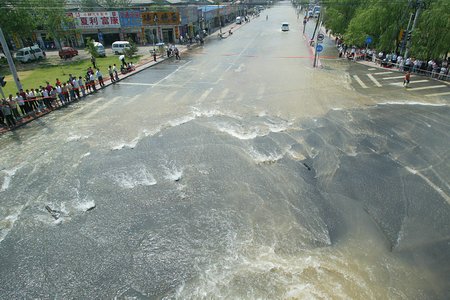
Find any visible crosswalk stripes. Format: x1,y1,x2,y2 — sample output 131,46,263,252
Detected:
351,69,450,97
408,85,447,91
389,79,429,86
425,91,450,97
353,75,368,88
367,74,382,87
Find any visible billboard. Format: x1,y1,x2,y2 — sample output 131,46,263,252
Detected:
71,11,121,29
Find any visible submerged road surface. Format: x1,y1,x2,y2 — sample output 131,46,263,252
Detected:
1,2,449,299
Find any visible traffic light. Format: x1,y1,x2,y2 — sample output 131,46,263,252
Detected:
406,31,412,41
0,76,6,87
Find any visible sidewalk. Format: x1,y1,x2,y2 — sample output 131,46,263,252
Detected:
0,17,261,135
0,43,194,135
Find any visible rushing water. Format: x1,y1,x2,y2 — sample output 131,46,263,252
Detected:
1,99,449,298
1,13,450,298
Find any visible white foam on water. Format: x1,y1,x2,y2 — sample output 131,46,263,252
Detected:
287,149,306,161
66,134,91,142
74,199,96,212
167,115,196,127
163,164,183,182
246,147,284,164
377,101,447,107
0,165,23,192
0,206,23,243
111,166,157,189
111,135,141,150
215,122,262,140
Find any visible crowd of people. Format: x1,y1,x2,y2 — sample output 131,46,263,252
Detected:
0,63,129,129
336,39,449,81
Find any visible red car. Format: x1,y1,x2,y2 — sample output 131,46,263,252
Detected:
59,47,78,59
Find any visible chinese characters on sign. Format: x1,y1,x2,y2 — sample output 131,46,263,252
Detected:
72,11,121,29
142,12,180,25
119,11,142,27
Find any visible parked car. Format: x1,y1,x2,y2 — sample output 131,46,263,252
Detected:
93,42,106,57
112,41,130,55
15,45,45,63
59,47,78,59
236,16,242,24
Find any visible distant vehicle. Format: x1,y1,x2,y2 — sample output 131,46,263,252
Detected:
93,42,106,57
281,22,289,31
313,5,321,17
236,16,242,24
15,45,45,63
307,10,313,18
59,47,78,59
112,41,130,55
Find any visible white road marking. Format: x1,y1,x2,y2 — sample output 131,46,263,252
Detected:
425,91,450,97
353,75,368,88
198,88,213,103
408,85,447,91
117,82,154,86
373,71,393,75
217,88,230,103
367,74,382,87
368,68,377,71
382,75,406,80
389,80,430,86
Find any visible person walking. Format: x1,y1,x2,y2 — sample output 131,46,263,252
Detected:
91,56,97,69
174,47,180,60
403,71,411,88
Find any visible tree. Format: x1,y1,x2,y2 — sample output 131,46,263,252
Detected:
85,37,100,58
34,0,78,49
0,0,37,39
98,0,132,9
410,0,450,59
124,38,138,58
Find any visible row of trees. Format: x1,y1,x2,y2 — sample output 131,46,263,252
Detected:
298,0,449,60
0,0,133,49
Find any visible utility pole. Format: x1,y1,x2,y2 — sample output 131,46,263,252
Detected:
0,27,23,92
404,0,423,59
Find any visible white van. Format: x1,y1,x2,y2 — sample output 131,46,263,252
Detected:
15,45,45,63
112,41,130,55
236,17,242,24
93,42,106,57
281,22,289,31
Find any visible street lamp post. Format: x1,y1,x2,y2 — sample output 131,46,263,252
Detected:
153,14,159,50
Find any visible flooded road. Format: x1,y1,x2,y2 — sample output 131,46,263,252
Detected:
1,2,449,299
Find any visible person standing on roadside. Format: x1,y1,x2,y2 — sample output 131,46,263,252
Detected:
96,68,105,87
16,92,25,116
78,76,86,97
1,99,16,127
7,94,20,120
113,64,119,81
174,47,180,60
108,66,115,83
89,72,97,92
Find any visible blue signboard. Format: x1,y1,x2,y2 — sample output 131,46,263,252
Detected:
365,36,373,44
119,11,142,27
316,44,323,52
